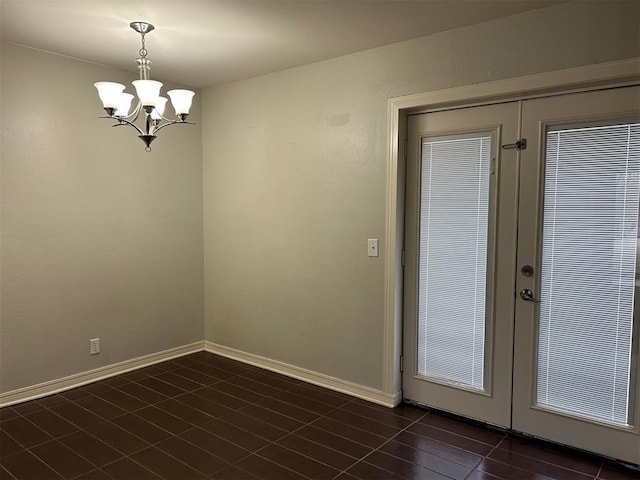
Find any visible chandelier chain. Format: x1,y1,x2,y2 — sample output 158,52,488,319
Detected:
139,33,147,59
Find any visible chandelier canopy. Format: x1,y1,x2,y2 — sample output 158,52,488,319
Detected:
94,22,195,152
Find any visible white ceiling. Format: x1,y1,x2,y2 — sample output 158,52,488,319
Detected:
1,0,562,89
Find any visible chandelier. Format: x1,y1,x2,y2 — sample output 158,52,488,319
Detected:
94,22,195,152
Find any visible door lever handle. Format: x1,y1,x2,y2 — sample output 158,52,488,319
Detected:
519,289,540,303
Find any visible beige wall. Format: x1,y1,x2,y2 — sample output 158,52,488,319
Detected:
202,1,640,391
0,44,204,393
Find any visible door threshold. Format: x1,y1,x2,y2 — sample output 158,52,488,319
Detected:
403,399,640,473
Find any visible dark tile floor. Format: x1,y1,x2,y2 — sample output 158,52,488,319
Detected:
0,352,637,480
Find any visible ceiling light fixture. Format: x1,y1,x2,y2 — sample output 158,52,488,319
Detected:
94,21,195,152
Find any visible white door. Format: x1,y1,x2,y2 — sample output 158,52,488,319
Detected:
403,85,640,464
403,102,520,428
513,86,640,464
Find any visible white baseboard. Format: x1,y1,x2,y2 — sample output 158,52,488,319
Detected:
390,389,403,407
205,341,400,407
1,341,403,409
0,341,205,407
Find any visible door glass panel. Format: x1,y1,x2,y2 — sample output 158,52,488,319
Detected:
537,123,640,425
418,133,492,389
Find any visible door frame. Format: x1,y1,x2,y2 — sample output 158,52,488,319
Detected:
382,57,640,404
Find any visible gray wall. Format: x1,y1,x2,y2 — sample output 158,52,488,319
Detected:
0,44,204,393
1,0,638,397
202,1,640,391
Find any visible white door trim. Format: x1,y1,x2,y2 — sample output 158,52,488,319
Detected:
383,57,640,400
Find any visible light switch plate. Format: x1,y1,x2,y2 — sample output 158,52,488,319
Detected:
368,238,379,257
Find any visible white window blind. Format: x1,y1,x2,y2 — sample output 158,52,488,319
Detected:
537,123,640,425
418,134,491,389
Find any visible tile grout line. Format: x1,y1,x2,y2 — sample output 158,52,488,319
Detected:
354,408,490,474
96,365,265,479
0,412,57,452
594,462,603,480
93,451,163,480
206,371,325,480
465,434,506,479
251,399,362,470
229,394,394,479
151,366,329,477
2,405,137,468
487,434,606,478
176,362,420,480
329,408,445,480
58,367,236,479
29,403,191,480
375,409,476,480
221,396,352,477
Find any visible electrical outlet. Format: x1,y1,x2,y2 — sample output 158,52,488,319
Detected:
90,338,100,355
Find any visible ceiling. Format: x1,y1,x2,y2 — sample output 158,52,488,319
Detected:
1,0,562,89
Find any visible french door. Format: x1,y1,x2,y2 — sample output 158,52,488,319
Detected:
403,85,640,464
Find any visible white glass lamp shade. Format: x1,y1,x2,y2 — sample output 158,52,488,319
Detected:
167,89,195,115
132,80,163,107
114,93,134,117
151,96,168,120
94,82,125,109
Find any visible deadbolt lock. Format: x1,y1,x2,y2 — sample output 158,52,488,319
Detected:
521,265,534,277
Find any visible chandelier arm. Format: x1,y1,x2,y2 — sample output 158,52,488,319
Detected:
154,112,192,124
153,120,195,134
121,102,143,122
109,117,146,136
155,112,176,123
